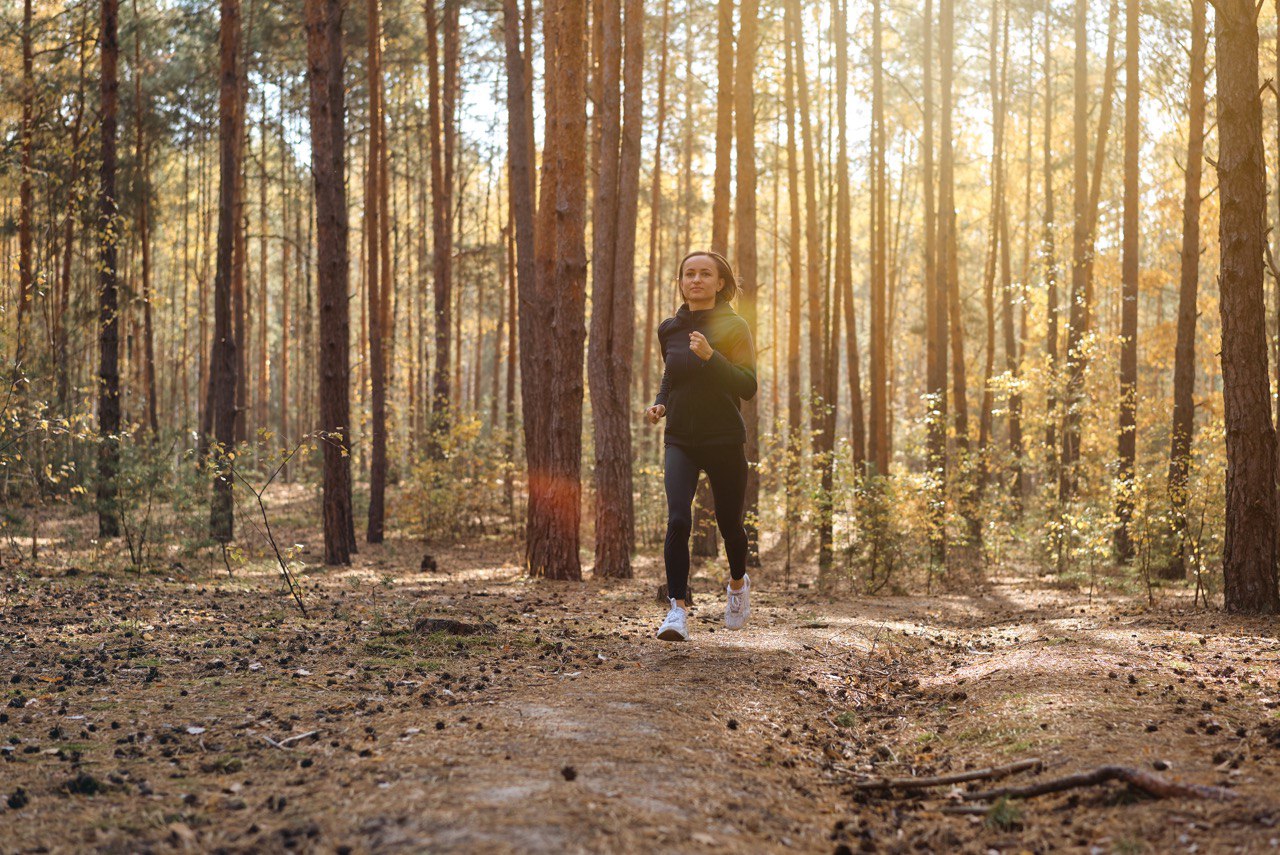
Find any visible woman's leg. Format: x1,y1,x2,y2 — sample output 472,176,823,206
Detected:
663,444,701,603
704,443,749,582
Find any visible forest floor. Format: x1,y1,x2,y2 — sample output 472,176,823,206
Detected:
2,498,1279,853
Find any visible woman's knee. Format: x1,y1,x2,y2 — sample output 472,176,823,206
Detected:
667,512,693,538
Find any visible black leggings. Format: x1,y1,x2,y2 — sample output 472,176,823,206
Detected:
663,443,749,602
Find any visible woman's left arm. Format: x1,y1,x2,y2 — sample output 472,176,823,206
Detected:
705,322,758,401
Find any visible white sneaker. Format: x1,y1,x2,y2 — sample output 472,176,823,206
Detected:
725,574,751,629
656,599,689,641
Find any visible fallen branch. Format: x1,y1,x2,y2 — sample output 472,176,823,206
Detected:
961,765,1239,803
259,730,318,750
852,758,1042,790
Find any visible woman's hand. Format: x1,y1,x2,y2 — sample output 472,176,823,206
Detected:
689,331,713,361
645,404,666,425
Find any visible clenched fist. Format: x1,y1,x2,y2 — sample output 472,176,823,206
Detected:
689,331,713,361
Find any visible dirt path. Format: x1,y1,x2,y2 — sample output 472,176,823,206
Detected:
2,537,1278,853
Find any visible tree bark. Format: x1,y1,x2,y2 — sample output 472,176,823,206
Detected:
736,0,761,563
132,0,160,437
1062,0,1119,503
17,0,34,380
305,0,356,564
207,0,243,542
789,0,831,571
1167,0,1206,579
712,0,734,254
1114,0,1140,561
783,23,802,572
867,0,887,476
977,0,1006,519
255,91,269,448
503,0,536,519
366,0,389,543
940,0,971,554
97,0,123,538
923,0,946,568
641,0,670,411
426,0,454,458
1215,0,1280,613
1042,0,1059,465
524,0,588,580
1061,0,1091,504
998,7,1022,507
279,93,291,476
589,0,642,578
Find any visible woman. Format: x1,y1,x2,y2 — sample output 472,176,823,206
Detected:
645,250,758,641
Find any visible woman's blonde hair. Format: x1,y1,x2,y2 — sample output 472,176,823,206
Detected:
677,250,737,304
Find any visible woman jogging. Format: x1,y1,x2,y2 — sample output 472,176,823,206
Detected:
645,250,758,641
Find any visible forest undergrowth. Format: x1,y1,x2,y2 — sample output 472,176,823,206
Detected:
1,488,1277,854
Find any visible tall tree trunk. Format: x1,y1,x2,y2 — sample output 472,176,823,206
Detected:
769,131,781,436
835,2,864,473
923,0,945,569
712,0,734,253
589,0,642,578
426,0,455,457
255,93,269,447
57,11,90,416
1001,11,1028,507
867,0,887,476
133,0,159,436
680,10,693,254
641,0,671,409
1042,0,1059,464
886,146,910,468
1216,0,1280,613
940,0,970,555
279,94,291,475
1167,0,1206,578
1114,0,1140,561
1276,0,1280,538
1084,0,1120,298
783,23,802,574
232,94,248,445
590,0,623,572
524,0,588,580
17,0,34,380
179,144,191,427
305,0,356,564
198,132,210,436
97,0,123,538
366,0,389,543
1061,0,1091,504
977,0,1005,516
1061,0,1119,503
736,0,761,563
445,0,459,405
503,0,536,520
491,215,506,430
789,0,830,571
208,0,242,542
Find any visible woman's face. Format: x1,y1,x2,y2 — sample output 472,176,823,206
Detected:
681,255,724,303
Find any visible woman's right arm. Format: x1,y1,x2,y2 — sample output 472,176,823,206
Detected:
654,363,671,408
647,326,670,424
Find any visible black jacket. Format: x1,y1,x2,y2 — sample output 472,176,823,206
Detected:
653,301,757,447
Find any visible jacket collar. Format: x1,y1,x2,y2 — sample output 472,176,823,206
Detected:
675,300,734,322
